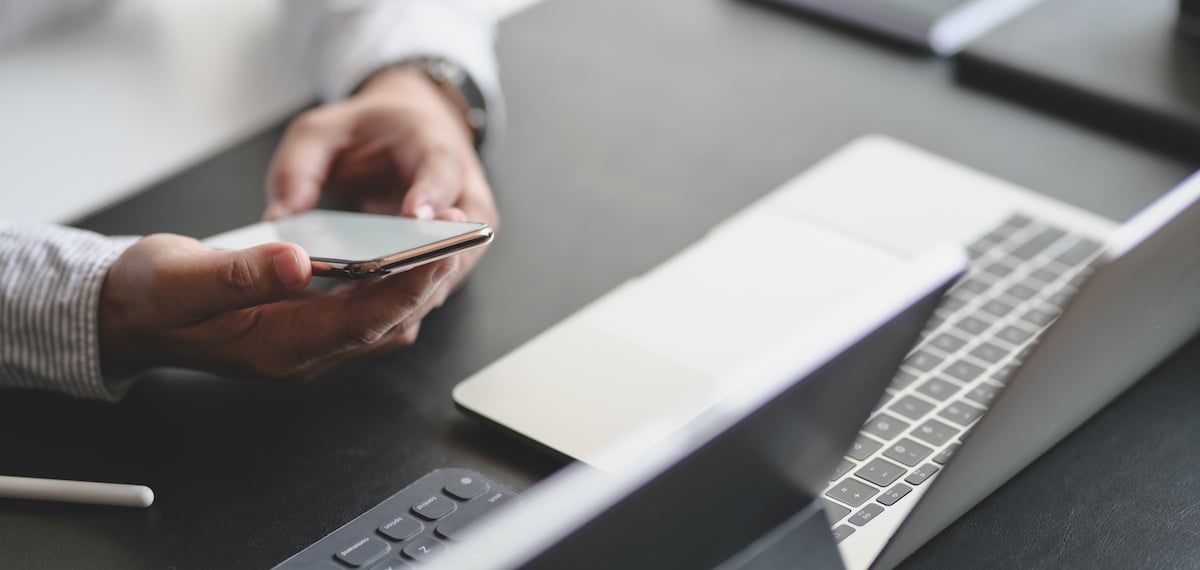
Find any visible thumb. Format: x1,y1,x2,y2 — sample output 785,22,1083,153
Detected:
175,242,312,318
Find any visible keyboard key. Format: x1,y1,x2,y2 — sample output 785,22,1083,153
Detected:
1030,266,1062,284
992,364,1018,383
368,558,412,570
401,536,443,562
969,342,1008,364
980,299,1014,318
1022,307,1059,327
849,503,884,527
832,525,855,543
943,360,985,383
966,236,999,258
444,475,489,501
955,278,990,294
912,419,959,447
938,400,985,426
823,499,851,524
965,383,1002,406
1046,291,1072,308
336,537,391,568
826,478,878,507
436,510,486,541
997,325,1033,346
863,413,910,441
378,516,423,542
903,351,941,372
480,490,517,508
888,395,934,421
891,369,919,390
847,435,883,461
1012,227,1066,260
412,496,456,521
831,459,854,481
953,316,989,335
883,438,933,467
877,483,913,506
1004,283,1039,301
939,295,967,312
1056,239,1102,266
933,443,960,465
916,377,960,401
982,262,1013,278
904,463,941,486
854,458,907,487
927,333,966,353
873,392,895,411
1007,214,1033,228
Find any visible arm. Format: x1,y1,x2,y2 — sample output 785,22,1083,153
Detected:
0,222,137,401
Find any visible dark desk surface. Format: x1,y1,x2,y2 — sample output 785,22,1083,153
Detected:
3,0,1199,568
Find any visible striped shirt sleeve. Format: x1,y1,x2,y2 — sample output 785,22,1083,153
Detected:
0,222,139,401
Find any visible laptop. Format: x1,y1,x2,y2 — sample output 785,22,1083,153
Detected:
423,246,963,569
750,0,1043,55
455,135,1200,569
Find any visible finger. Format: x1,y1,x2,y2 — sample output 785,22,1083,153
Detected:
265,110,351,219
398,146,464,220
288,257,459,357
435,207,468,222
167,241,312,320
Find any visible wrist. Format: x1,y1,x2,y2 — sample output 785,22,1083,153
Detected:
359,61,487,148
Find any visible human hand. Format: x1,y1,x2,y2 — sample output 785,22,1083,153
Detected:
98,234,457,381
265,66,498,299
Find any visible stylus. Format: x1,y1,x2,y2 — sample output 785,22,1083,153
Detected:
0,475,154,508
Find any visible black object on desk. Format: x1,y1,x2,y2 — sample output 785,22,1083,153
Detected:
955,0,1200,157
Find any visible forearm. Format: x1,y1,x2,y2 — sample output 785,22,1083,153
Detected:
0,222,138,400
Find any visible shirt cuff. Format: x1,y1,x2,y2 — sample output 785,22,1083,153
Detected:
0,223,139,401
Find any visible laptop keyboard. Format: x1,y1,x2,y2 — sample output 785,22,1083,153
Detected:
822,214,1105,542
273,468,520,569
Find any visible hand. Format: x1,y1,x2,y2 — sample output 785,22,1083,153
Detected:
266,66,498,300
98,234,458,381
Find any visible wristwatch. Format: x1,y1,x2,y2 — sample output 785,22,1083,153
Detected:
398,56,489,148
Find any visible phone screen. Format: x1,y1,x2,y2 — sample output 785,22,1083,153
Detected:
204,210,490,262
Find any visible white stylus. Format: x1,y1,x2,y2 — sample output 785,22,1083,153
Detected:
0,475,154,508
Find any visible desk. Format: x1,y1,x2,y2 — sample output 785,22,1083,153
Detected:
2,0,1199,568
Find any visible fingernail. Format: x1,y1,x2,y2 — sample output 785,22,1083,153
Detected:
273,247,308,289
415,204,435,220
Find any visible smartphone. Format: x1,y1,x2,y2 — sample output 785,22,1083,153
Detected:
203,210,494,279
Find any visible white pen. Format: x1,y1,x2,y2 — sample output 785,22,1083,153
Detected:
0,475,154,508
